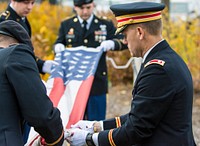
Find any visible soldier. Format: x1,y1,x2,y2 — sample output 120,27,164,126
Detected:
0,0,58,74
54,0,127,121
0,20,65,146
0,0,60,143
66,2,196,146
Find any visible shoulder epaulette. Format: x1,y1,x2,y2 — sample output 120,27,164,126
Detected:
144,59,165,68
0,11,10,20
62,15,75,21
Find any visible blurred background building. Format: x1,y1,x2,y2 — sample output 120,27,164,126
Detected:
53,0,199,21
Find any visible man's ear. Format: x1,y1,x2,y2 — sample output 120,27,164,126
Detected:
137,27,144,40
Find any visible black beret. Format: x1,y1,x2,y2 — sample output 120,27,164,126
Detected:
0,20,33,49
74,0,93,7
110,2,165,34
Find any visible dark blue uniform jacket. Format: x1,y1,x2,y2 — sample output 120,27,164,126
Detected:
99,40,196,146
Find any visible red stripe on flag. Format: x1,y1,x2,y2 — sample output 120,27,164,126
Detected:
66,76,94,128
28,135,40,146
49,78,65,107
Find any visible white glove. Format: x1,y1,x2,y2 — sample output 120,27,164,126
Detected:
42,60,59,74
71,120,95,133
54,43,65,53
100,40,115,52
67,128,89,146
64,130,72,139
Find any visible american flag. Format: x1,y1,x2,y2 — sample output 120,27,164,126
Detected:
26,46,103,145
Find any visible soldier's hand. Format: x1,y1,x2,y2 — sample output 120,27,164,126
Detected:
100,40,115,52
71,120,102,133
71,120,95,133
42,60,59,74
67,128,89,146
54,43,65,53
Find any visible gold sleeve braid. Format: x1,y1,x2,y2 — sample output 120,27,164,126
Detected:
107,117,121,146
108,129,116,146
46,130,64,146
113,39,122,50
115,117,121,128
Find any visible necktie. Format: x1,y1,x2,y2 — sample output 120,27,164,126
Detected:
82,20,87,36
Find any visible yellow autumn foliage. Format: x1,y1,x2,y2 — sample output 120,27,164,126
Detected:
0,2,200,91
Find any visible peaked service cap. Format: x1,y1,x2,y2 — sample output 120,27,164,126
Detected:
110,2,165,34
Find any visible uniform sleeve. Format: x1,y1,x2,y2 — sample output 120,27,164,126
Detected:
35,56,45,74
113,38,128,51
54,21,67,46
5,45,64,145
103,114,128,130
105,20,128,51
98,64,175,146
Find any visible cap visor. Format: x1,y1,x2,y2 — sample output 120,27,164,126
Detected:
115,25,128,35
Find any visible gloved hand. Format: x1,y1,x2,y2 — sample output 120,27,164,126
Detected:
64,130,72,139
42,60,59,74
54,43,65,53
67,128,89,146
99,40,115,52
71,120,95,133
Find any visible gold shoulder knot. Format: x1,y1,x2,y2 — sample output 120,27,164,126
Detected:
144,59,165,68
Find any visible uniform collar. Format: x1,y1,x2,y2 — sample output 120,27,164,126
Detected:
142,39,164,63
9,3,19,16
77,14,94,29
8,4,22,19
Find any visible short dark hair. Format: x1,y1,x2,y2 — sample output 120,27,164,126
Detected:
141,19,162,35
0,34,18,44
132,19,162,36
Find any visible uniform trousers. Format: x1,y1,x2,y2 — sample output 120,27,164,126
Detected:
85,94,106,120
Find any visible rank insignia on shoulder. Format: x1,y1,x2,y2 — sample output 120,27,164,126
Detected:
0,11,10,19
144,59,165,68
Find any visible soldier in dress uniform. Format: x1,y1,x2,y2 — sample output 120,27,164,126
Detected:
0,20,65,146
66,2,197,146
0,0,59,143
0,0,58,74
54,0,127,121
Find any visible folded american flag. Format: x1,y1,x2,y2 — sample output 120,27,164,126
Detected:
26,46,103,146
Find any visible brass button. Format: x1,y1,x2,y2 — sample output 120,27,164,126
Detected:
73,18,78,22
84,39,88,43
